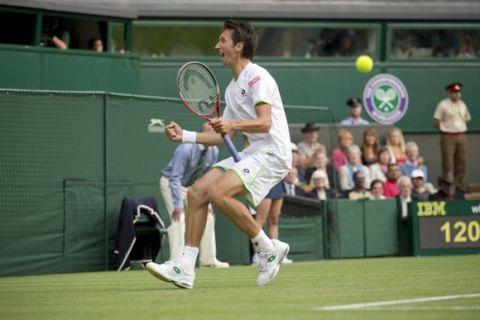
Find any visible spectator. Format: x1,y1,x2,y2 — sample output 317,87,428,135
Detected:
397,176,412,220
307,170,336,200
41,18,69,50
385,127,407,164
338,144,371,192
291,142,306,184
340,97,369,125
297,123,325,169
88,37,104,52
159,122,228,268
400,141,428,181
370,179,386,199
361,128,380,166
304,148,335,187
282,167,309,197
429,174,465,201
433,82,471,192
393,33,415,58
410,169,431,201
331,32,354,57
332,129,354,172
348,171,371,200
369,147,390,182
383,163,401,198
456,38,475,58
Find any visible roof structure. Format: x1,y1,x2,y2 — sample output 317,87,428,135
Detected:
2,0,480,20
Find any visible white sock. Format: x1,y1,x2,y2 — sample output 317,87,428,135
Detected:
251,229,274,253
181,246,199,273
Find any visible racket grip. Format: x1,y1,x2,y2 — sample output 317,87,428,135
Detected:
222,134,241,162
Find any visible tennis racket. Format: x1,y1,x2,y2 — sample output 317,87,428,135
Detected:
176,61,241,162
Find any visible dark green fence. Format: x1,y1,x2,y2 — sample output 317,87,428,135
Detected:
0,88,470,277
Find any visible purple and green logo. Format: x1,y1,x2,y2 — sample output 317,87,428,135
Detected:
363,74,409,125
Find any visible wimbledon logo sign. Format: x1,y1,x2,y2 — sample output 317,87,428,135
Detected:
363,74,409,125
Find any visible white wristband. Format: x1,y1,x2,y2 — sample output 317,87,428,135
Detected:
182,130,197,143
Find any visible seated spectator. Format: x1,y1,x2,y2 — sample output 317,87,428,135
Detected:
304,148,335,187
282,167,309,197
41,18,69,50
340,97,369,125
400,141,428,181
429,174,465,201
348,171,371,200
369,147,390,182
88,37,104,52
383,163,401,198
385,127,407,164
291,142,306,184
410,169,431,201
330,32,354,57
370,179,386,199
456,37,475,58
307,170,336,200
361,128,380,166
332,129,354,172
397,176,412,220
339,145,371,192
297,123,325,170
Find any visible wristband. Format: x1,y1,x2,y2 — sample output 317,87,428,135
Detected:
182,130,197,143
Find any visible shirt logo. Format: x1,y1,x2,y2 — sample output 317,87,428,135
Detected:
241,89,246,96
363,73,409,125
248,76,261,88
242,168,250,174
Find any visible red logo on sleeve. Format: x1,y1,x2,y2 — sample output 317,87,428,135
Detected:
248,76,261,88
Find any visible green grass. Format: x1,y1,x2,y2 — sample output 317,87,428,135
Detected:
1,255,480,320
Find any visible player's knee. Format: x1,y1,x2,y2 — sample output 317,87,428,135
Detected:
188,184,207,204
206,185,223,207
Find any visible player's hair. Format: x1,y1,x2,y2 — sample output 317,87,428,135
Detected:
223,19,257,60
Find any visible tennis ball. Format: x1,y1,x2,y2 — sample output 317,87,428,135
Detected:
355,55,373,73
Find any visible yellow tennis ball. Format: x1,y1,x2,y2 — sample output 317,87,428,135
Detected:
355,55,373,73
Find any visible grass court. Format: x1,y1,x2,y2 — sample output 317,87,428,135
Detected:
1,255,479,320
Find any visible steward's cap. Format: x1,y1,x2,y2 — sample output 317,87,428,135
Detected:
347,97,362,107
446,82,462,92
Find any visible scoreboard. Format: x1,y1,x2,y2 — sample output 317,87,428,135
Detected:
411,200,480,255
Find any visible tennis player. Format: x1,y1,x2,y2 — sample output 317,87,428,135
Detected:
146,19,291,289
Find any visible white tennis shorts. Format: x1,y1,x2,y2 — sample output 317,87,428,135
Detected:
213,151,289,207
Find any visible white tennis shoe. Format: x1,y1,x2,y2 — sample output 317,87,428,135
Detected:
256,239,289,286
146,261,195,289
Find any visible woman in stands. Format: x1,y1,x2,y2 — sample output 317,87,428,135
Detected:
385,127,407,164
361,128,381,166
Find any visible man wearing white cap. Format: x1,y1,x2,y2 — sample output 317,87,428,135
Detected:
410,169,431,201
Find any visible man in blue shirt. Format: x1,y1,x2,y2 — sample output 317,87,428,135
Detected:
340,97,369,125
400,141,428,182
160,122,228,268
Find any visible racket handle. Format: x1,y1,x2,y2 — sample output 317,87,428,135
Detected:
222,134,241,162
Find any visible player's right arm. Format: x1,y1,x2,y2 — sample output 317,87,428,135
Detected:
166,121,225,145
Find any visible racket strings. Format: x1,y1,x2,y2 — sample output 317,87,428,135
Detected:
177,64,218,117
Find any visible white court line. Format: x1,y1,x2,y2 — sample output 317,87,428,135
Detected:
314,293,480,311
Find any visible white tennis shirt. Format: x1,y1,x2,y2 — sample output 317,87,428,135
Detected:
223,62,292,168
